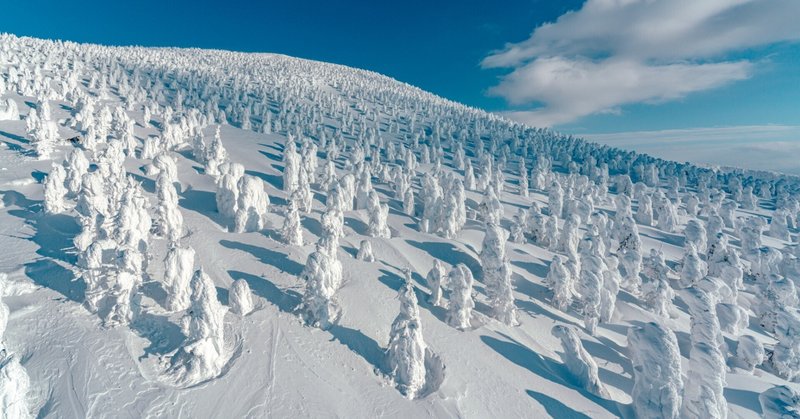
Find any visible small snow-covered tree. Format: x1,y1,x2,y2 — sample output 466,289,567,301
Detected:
65,148,90,196
547,254,575,311
628,322,684,419
43,163,68,214
480,220,517,326
551,325,609,398
234,175,270,233
155,173,184,242
299,242,341,329
679,243,707,288
426,260,446,307
164,245,196,312
356,240,374,262
446,264,474,330
281,192,304,246
685,219,707,254
282,137,301,194
367,191,390,238
580,252,605,335
600,255,621,323
205,126,228,179
386,275,428,399
759,386,800,419
735,335,764,374
641,249,675,318
229,278,253,316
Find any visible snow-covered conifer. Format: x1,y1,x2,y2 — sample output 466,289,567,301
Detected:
628,322,684,419
356,240,374,262
229,278,253,316
682,282,728,419
426,260,446,307
164,245,196,312
205,126,227,178
367,191,390,238
735,335,764,373
167,268,227,386
234,175,269,233
446,264,474,330
551,325,609,398
282,138,301,194
281,192,304,246
679,243,707,288
547,254,574,311
43,163,68,214
386,276,428,399
642,249,674,318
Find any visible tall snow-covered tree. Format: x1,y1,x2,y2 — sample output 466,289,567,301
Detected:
628,322,684,419
386,274,428,399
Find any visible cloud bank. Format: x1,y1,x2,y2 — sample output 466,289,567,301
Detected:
483,0,800,127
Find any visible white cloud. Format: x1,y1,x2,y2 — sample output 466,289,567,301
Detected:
580,125,800,174
483,0,800,127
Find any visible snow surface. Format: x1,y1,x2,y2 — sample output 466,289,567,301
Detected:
0,34,798,418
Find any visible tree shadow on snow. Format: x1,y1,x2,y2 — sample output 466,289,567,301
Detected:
481,333,621,417
220,239,304,276
227,270,300,313
526,390,592,419
328,324,389,375
405,240,481,279
245,169,283,191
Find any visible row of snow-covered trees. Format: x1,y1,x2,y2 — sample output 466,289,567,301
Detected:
3,32,800,412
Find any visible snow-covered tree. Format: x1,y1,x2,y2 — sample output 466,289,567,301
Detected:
547,254,575,311
205,126,227,178
628,322,684,419
735,335,764,374
682,282,728,419
356,239,374,262
283,137,301,194
446,264,474,330
367,191,390,238
155,173,184,242
281,192,304,246
386,275,428,399
234,175,269,233
0,349,32,419
229,278,253,316
480,220,517,326
167,268,227,386
759,385,800,419
679,243,707,289
164,245,196,312
426,260,446,307
642,249,675,318
551,325,609,398
43,163,68,214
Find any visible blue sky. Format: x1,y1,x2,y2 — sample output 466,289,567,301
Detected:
2,0,798,141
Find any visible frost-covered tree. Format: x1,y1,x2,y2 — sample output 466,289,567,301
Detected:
65,148,90,196
0,349,32,419
551,325,609,398
155,173,184,242
684,219,707,254
547,254,575,311
356,239,374,262
628,322,684,419
167,268,227,386
281,192,304,246
229,278,253,316
679,243,707,288
205,126,227,178
426,259,446,307
216,162,244,222
367,191,390,238
234,175,269,233
580,252,605,335
600,255,621,323
770,308,800,382
282,137,301,193
759,386,800,419
682,282,728,419
164,245,196,312
642,249,674,318
446,264,474,330
43,163,68,214
735,335,764,374
300,208,343,329
386,275,428,399
480,220,517,326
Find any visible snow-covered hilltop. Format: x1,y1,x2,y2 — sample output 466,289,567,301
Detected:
1,33,800,418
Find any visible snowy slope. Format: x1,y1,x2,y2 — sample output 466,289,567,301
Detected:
0,34,799,418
